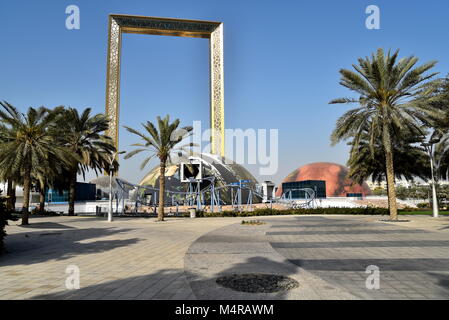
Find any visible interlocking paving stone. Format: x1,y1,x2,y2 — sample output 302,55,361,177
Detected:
268,216,449,299
271,223,389,228
0,216,240,300
267,229,428,235
3,214,449,300
184,222,358,300
288,259,449,271
271,241,449,248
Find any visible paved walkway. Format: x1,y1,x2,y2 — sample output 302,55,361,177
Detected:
267,216,449,299
1,214,449,299
0,216,239,299
184,219,356,299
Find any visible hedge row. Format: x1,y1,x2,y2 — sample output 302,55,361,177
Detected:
196,207,390,217
0,193,17,254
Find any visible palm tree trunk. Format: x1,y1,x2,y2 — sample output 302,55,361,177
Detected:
382,119,398,220
21,168,31,225
6,180,14,212
158,161,166,221
11,181,16,211
68,171,76,216
39,183,46,215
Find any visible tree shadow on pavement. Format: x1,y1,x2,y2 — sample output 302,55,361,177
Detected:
0,227,141,266
17,222,75,229
427,272,449,295
30,268,194,300
30,257,298,300
186,256,300,300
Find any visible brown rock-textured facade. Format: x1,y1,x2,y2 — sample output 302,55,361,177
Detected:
276,162,372,197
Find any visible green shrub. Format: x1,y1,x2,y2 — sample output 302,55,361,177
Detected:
417,202,430,209
241,220,265,225
30,207,61,216
199,207,389,217
195,210,205,217
1,191,18,254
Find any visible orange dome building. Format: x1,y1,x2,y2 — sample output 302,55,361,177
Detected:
276,162,372,198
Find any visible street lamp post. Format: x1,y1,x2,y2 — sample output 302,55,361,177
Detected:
108,162,114,222
107,151,125,222
422,141,439,218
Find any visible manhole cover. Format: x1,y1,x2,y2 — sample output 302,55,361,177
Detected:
216,273,299,293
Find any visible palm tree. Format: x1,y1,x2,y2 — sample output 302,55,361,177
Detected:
57,108,116,216
124,115,193,221
424,75,449,183
5,180,16,212
346,124,430,185
0,116,16,212
32,150,72,215
330,49,441,220
434,134,449,182
0,102,66,225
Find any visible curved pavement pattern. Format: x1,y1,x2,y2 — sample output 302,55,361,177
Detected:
1,215,449,299
0,216,240,300
267,216,449,299
184,215,449,300
184,220,356,299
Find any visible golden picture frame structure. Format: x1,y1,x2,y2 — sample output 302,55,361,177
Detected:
105,14,225,158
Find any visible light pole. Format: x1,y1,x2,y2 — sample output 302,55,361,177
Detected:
421,140,440,218
107,151,125,222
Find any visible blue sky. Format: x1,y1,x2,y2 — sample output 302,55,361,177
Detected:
1,0,449,184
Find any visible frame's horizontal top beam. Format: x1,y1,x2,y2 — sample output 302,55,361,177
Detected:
110,14,222,38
